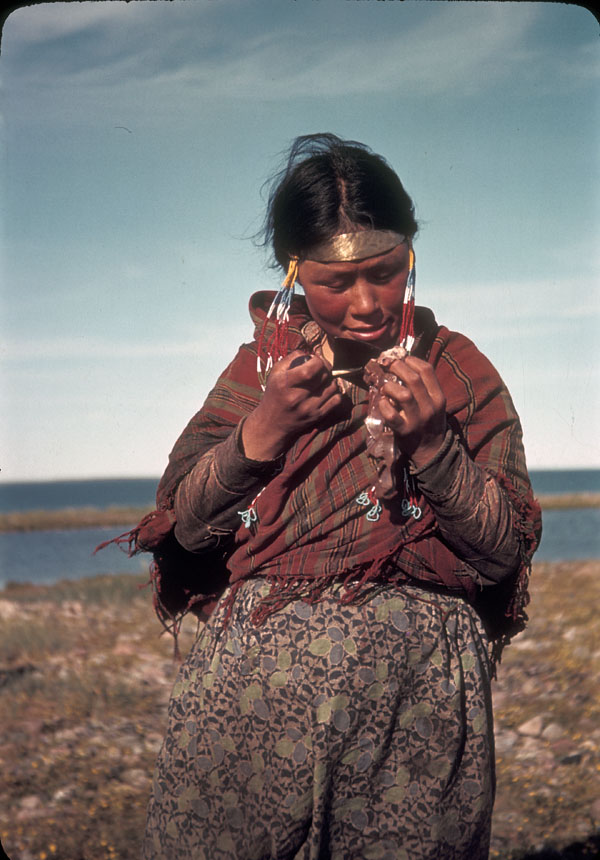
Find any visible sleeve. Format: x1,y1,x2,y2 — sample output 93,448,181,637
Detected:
413,329,542,588
173,420,282,552
154,341,283,554
410,427,523,584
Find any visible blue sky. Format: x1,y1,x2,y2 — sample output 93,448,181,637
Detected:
1,0,598,481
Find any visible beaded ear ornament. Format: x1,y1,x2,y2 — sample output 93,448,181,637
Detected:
400,247,418,513
400,246,416,352
360,244,422,521
256,256,299,391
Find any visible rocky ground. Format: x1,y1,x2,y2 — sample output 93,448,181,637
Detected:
489,560,600,859
0,560,598,860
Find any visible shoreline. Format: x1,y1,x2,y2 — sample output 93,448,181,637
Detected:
0,492,599,533
0,505,152,533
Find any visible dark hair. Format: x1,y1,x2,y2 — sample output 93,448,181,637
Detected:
260,133,418,268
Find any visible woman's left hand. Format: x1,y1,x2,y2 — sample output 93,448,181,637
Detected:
377,356,447,469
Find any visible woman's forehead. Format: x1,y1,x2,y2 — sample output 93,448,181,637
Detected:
300,242,407,275
301,230,407,264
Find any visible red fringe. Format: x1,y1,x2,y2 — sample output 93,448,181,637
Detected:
227,549,408,629
93,509,176,558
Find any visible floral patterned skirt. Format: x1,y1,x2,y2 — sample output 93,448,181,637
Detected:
142,579,495,860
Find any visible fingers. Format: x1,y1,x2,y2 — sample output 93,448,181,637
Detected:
275,351,339,404
388,356,444,400
376,357,446,454
285,352,332,392
382,357,445,416
377,394,406,433
263,351,342,425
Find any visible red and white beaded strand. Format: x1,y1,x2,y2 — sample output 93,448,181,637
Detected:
357,245,422,522
256,256,299,391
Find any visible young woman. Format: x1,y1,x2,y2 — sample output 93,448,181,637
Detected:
141,133,541,860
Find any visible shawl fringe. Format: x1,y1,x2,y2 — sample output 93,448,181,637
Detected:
94,507,230,660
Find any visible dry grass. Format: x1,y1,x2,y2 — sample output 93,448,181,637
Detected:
490,560,600,858
0,572,192,860
536,493,600,510
0,507,151,533
0,564,598,859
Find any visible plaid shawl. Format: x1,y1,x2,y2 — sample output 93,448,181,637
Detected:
140,291,540,656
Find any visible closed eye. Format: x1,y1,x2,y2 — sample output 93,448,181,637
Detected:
319,279,351,291
368,266,400,284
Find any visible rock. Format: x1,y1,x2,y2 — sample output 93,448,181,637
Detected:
54,726,83,743
53,784,76,802
492,689,509,709
144,731,164,752
550,738,578,758
560,751,583,765
516,736,546,760
0,600,20,619
112,641,137,656
495,729,518,754
510,638,539,651
19,795,41,810
61,600,84,617
517,715,545,737
541,722,565,741
121,768,151,790
520,678,540,696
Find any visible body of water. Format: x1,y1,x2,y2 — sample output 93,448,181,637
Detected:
0,477,158,514
0,471,598,589
528,467,600,496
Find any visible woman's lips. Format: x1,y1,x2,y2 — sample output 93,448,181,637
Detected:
345,322,390,342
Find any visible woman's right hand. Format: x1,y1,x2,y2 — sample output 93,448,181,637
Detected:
241,351,342,461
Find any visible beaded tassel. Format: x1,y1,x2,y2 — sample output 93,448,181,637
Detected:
399,246,420,515
401,246,420,514
360,245,421,522
399,246,415,351
256,257,299,390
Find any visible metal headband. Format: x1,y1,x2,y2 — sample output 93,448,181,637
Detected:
301,230,406,263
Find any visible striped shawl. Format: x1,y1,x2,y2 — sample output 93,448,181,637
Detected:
145,292,541,655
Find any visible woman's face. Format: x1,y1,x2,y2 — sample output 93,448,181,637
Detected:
297,242,411,350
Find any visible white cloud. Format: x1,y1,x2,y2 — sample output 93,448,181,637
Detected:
2,0,567,105
134,3,542,101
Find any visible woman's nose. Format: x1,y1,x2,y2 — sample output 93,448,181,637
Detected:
349,280,379,317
